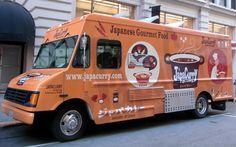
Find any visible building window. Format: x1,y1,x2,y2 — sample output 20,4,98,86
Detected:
208,22,234,39
232,0,236,9
160,12,194,29
210,0,235,8
77,0,134,19
219,0,227,6
97,39,121,69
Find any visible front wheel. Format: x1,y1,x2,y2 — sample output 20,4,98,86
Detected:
191,94,209,118
51,105,87,141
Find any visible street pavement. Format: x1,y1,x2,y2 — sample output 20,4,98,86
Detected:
1,102,236,147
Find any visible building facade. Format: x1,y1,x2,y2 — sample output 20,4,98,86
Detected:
2,0,236,88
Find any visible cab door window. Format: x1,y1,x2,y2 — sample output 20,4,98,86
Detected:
97,39,121,69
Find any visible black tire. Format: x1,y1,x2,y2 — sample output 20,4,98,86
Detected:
51,105,87,141
32,114,50,131
191,94,209,118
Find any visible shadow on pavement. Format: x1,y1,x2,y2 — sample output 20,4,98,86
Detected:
0,101,229,146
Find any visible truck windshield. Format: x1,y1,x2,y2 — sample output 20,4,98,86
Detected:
33,36,78,69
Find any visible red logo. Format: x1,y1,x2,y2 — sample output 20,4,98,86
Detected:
171,33,178,41
95,22,107,37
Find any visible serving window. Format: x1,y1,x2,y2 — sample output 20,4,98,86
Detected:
96,39,121,69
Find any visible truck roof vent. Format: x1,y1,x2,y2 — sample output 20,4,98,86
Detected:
139,16,159,23
113,12,129,18
165,21,184,27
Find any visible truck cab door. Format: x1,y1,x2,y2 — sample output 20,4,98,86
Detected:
64,34,90,98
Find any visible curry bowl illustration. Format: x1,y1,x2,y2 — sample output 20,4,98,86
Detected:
133,72,152,85
165,53,204,64
165,53,204,89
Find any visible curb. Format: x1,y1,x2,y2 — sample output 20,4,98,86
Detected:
0,120,22,127
0,91,5,94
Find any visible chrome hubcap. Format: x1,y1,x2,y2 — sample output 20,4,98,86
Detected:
60,110,82,136
197,97,207,115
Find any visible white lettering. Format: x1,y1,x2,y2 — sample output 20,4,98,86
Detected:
173,66,198,83
66,75,71,80
71,74,77,80
98,105,145,118
65,73,123,81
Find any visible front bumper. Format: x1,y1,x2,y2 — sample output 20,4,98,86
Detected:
1,101,34,125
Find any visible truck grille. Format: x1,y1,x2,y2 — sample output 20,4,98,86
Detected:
4,88,33,105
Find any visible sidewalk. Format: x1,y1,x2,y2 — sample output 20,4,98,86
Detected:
0,94,14,122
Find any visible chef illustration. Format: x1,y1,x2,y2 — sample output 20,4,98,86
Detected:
211,53,225,79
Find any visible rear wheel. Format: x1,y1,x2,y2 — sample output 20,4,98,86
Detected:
51,105,87,141
191,94,208,118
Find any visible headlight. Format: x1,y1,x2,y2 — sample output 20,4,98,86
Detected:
29,93,39,107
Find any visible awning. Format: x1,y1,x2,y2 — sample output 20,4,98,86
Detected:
0,1,35,43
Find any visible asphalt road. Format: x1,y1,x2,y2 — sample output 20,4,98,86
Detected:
1,99,236,147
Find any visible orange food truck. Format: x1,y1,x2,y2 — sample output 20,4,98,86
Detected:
1,14,234,141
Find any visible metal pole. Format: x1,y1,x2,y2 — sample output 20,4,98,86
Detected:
91,0,94,13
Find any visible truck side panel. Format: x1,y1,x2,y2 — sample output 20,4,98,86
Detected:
63,18,232,124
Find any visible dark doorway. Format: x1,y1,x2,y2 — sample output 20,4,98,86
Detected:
0,1,35,92
0,44,23,90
